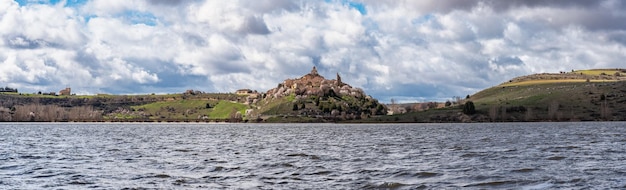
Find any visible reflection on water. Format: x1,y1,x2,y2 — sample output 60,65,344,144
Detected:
1,122,625,189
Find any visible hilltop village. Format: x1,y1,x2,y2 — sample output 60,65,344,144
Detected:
256,67,386,121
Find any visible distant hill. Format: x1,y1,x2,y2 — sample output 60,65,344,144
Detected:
361,69,626,122
469,69,626,121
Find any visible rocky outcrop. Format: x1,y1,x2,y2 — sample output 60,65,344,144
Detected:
261,67,386,118
266,66,369,100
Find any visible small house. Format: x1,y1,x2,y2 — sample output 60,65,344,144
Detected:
59,88,71,96
236,89,252,95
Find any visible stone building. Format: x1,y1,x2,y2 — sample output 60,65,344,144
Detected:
236,89,253,95
59,87,71,96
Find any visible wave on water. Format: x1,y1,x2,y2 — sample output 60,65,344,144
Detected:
1,122,625,189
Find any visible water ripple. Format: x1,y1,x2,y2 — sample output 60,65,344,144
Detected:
1,122,625,189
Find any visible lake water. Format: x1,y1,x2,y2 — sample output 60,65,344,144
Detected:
1,122,625,189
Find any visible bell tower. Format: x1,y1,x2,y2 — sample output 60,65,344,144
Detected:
336,72,342,86
311,66,319,76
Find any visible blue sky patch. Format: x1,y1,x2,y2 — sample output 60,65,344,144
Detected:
412,14,435,25
64,0,86,7
84,15,96,23
14,0,86,7
324,0,367,15
347,1,366,15
124,11,158,26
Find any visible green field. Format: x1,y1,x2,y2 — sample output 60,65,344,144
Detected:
208,100,248,119
573,69,624,76
128,99,249,120
500,79,616,87
130,99,211,119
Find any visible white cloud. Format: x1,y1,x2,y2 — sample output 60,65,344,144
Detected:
1,0,626,102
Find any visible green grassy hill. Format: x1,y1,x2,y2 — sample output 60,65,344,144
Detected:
470,80,625,121
361,69,626,123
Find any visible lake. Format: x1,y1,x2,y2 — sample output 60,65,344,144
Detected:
1,122,625,189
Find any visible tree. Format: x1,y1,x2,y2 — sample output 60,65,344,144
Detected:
390,98,397,113
548,101,560,120
489,106,498,121
600,93,606,101
463,101,476,115
445,100,452,107
229,108,242,122
376,104,385,115
600,94,610,120
453,96,462,105
500,106,507,121
292,103,299,111
524,107,534,121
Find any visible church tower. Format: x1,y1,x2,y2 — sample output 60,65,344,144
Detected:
311,66,319,76
336,72,343,86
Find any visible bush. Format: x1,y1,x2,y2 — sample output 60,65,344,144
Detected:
600,93,606,101
506,106,527,113
463,101,476,115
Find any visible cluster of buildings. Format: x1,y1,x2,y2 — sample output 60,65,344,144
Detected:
282,66,344,91
40,87,71,96
0,85,72,96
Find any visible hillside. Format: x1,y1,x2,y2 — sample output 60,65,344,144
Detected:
251,67,386,122
500,69,625,86
0,67,386,122
0,92,250,122
362,69,626,122
3,68,623,123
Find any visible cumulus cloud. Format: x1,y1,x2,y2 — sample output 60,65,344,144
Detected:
1,0,626,102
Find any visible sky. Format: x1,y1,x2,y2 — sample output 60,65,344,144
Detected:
1,0,626,102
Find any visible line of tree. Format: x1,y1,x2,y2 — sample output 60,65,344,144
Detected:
0,105,102,122
0,86,17,93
